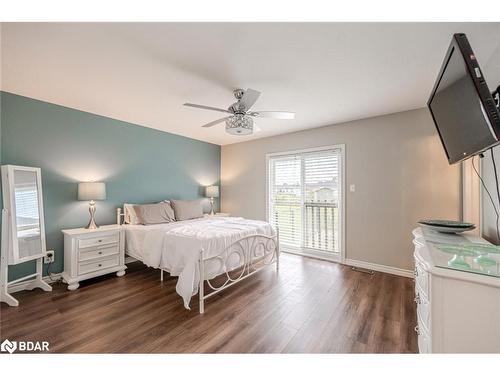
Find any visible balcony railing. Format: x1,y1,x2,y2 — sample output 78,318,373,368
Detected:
304,202,338,253
271,201,339,253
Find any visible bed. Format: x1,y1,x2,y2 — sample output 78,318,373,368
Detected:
116,208,280,313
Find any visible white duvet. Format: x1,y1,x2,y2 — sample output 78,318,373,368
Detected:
127,216,275,309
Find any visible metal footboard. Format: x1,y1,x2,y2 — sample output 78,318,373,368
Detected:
198,229,280,314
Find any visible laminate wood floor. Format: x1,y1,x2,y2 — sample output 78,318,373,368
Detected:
0,253,417,353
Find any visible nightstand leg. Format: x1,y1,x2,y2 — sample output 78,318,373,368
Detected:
116,270,125,277
67,282,79,291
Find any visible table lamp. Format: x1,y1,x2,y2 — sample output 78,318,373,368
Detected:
205,185,219,215
78,182,106,229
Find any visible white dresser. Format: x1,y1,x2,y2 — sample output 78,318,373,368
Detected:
413,227,500,353
61,225,126,290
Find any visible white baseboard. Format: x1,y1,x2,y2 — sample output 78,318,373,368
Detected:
283,249,414,278
8,273,62,293
344,258,413,278
282,248,341,263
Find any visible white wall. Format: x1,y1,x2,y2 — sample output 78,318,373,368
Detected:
479,41,500,244
221,108,461,270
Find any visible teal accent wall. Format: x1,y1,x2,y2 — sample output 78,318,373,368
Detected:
0,91,221,281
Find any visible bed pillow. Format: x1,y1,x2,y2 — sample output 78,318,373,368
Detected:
170,199,204,221
124,203,140,224
133,202,176,225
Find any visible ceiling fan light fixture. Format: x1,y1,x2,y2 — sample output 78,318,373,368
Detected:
225,114,253,135
185,88,294,134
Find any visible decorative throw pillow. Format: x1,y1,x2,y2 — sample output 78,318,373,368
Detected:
170,199,204,221
133,202,176,225
124,203,140,224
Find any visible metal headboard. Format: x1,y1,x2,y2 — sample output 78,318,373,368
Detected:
116,207,125,225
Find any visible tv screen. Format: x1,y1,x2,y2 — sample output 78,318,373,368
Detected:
428,33,500,164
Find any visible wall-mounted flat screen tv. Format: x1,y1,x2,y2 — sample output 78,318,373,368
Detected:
428,33,500,164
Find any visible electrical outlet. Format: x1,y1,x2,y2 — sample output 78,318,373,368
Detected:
44,250,55,264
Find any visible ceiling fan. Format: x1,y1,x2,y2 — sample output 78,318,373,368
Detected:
183,88,295,135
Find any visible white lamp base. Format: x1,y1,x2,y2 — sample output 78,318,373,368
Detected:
210,197,215,215
85,200,99,229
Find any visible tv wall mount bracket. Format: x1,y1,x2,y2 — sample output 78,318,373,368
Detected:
493,85,500,109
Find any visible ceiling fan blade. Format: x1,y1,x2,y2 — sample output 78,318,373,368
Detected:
184,103,232,114
202,117,231,128
249,111,295,120
238,89,261,111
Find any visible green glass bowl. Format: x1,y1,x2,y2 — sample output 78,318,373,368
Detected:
419,219,475,228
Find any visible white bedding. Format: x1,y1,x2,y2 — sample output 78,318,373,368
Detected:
124,222,171,259
123,216,275,309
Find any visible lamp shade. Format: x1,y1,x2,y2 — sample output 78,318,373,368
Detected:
205,185,219,198
78,182,106,201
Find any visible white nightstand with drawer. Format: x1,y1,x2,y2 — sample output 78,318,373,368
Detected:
61,225,126,290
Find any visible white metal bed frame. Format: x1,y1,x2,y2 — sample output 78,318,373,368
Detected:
116,208,280,313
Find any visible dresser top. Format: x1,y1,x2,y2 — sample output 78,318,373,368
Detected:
62,224,120,236
413,227,500,287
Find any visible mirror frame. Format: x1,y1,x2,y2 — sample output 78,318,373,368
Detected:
1,165,47,265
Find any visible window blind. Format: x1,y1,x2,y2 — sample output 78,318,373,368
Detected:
15,186,39,228
268,156,302,248
268,148,341,253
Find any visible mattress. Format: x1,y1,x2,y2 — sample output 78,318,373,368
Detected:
122,216,276,309
123,222,173,261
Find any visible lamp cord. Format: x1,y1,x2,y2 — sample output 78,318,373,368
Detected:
46,261,55,282
472,154,500,243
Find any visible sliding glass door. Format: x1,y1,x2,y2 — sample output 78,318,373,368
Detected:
267,146,343,261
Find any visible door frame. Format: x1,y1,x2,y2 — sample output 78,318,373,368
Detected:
265,144,346,263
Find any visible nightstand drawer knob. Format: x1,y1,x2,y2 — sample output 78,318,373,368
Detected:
78,245,119,262
77,256,120,275
77,233,119,249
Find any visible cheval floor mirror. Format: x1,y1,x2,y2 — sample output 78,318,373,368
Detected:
1,165,52,306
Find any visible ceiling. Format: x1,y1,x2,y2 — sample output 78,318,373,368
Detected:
1,23,500,145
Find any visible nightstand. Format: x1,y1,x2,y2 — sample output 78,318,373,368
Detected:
61,224,126,290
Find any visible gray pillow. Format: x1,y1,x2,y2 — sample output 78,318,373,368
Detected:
134,202,176,225
170,199,204,221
